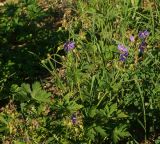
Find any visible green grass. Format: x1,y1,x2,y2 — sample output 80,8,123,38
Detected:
0,0,160,143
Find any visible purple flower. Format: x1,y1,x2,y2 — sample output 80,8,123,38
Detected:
130,35,135,42
120,52,128,62
64,41,75,52
118,44,128,62
138,30,149,39
139,41,147,53
118,44,128,52
71,114,76,124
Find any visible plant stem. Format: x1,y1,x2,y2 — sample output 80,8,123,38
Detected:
134,78,147,141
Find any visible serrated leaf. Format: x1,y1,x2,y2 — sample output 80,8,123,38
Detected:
89,106,97,118
21,83,31,94
10,84,19,93
31,82,51,102
64,92,73,104
97,109,106,117
67,102,83,112
95,126,107,137
113,125,130,143
31,90,51,102
105,103,117,117
110,103,117,114
87,128,96,141
32,81,41,92
15,84,31,102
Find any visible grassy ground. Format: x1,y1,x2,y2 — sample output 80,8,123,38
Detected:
0,0,160,143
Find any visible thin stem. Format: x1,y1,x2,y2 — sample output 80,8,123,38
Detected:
134,78,147,141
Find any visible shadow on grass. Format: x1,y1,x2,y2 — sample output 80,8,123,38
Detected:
0,1,69,102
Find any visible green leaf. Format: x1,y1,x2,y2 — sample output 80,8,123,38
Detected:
31,82,51,103
113,125,130,143
67,101,83,112
117,110,128,118
105,103,117,117
0,115,8,125
0,126,8,132
137,119,145,131
95,126,107,137
153,84,160,94
87,128,96,141
88,106,97,118
32,81,42,92
14,83,31,102
21,83,31,94
111,82,122,92
64,92,73,104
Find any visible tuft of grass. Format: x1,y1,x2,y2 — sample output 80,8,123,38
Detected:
0,0,159,143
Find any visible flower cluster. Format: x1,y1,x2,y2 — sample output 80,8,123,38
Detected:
138,30,149,56
138,30,149,39
117,44,129,62
64,41,75,52
117,30,149,62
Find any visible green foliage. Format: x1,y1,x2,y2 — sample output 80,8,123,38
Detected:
11,82,51,103
113,125,130,143
0,0,160,143
0,0,68,98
